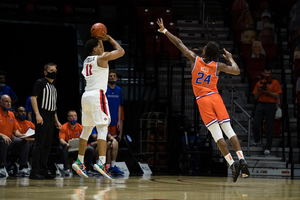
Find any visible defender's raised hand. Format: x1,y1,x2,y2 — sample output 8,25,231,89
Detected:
156,18,165,33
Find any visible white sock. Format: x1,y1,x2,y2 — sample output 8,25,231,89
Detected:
236,150,244,160
111,161,116,167
78,155,84,164
99,156,106,165
224,153,234,167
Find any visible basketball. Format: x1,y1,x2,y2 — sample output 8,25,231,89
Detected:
90,23,107,38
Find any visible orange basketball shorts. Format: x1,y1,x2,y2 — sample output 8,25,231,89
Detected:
196,93,230,127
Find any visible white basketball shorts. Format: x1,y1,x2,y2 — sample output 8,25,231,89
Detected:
81,89,111,126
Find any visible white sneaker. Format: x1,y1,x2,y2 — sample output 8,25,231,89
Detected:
264,149,270,156
0,167,8,178
16,168,30,177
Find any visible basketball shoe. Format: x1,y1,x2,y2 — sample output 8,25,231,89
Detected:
72,159,88,178
239,159,250,178
229,162,240,182
93,163,112,180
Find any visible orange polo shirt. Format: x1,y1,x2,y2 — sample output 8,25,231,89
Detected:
59,122,83,143
252,78,282,103
15,118,35,134
0,107,19,138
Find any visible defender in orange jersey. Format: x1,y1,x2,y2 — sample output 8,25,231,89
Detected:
157,18,250,182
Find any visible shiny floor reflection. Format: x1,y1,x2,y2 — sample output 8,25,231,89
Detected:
0,175,300,200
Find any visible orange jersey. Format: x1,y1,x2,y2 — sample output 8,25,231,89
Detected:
192,56,219,99
0,108,19,138
15,118,35,134
59,122,83,143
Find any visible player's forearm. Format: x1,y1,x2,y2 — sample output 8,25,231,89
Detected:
165,31,184,49
108,36,125,54
228,58,240,75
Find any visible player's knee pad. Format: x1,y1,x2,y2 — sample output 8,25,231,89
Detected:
207,122,223,143
80,126,94,140
220,122,236,139
96,125,108,141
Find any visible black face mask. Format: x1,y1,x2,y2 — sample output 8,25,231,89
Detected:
108,81,117,85
46,71,56,80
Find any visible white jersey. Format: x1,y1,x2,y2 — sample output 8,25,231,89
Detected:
82,55,109,92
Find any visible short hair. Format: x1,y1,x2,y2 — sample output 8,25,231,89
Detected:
44,63,57,71
85,38,99,56
264,66,271,72
0,70,6,77
67,110,77,117
109,69,118,77
16,106,25,112
205,41,219,60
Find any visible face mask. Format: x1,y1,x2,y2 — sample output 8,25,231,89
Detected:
17,115,27,121
46,71,56,80
0,83,5,87
108,81,117,85
0,105,11,111
69,120,77,125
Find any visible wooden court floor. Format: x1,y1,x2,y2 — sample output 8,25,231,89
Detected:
0,175,300,200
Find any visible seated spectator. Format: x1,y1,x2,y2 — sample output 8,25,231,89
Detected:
58,110,94,177
241,24,257,44
252,1,270,22
0,95,30,177
231,0,249,30
256,10,274,31
293,47,300,71
25,96,36,125
89,127,124,175
248,41,266,58
290,0,300,18
0,71,18,105
259,23,277,45
237,9,255,35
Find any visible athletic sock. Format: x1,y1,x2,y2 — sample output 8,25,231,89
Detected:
236,150,244,160
224,153,234,167
99,156,106,166
78,155,84,164
111,161,116,167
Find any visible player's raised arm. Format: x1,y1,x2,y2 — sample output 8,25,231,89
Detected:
218,48,240,75
156,18,197,64
98,34,125,61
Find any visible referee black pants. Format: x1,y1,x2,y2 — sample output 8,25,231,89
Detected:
31,109,55,175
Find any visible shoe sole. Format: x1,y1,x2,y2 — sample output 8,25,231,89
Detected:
93,164,113,180
72,164,88,178
233,164,240,182
241,163,250,178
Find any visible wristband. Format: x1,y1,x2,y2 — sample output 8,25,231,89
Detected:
162,29,167,34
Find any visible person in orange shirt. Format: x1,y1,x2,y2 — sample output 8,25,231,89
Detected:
58,110,94,177
157,18,249,182
251,67,282,155
15,106,35,134
0,95,30,177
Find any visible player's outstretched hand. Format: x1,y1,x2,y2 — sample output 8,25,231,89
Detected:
222,48,233,61
156,18,165,33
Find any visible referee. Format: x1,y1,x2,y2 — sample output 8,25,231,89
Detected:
29,63,62,180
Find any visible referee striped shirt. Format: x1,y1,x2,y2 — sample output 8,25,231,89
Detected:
32,78,57,112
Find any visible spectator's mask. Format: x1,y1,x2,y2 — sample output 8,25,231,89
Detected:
45,71,56,80
69,120,77,125
0,104,11,111
108,81,117,85
0,83,5,87
17,114,27,121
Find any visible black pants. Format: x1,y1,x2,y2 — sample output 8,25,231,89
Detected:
0,138,29,168
252,103,277,150
31,109,55,175
58,145,94,171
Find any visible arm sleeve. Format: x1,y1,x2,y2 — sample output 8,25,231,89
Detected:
32,79,43,97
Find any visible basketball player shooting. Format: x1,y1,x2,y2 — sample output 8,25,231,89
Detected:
156,18,250,182
72,32,125,179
